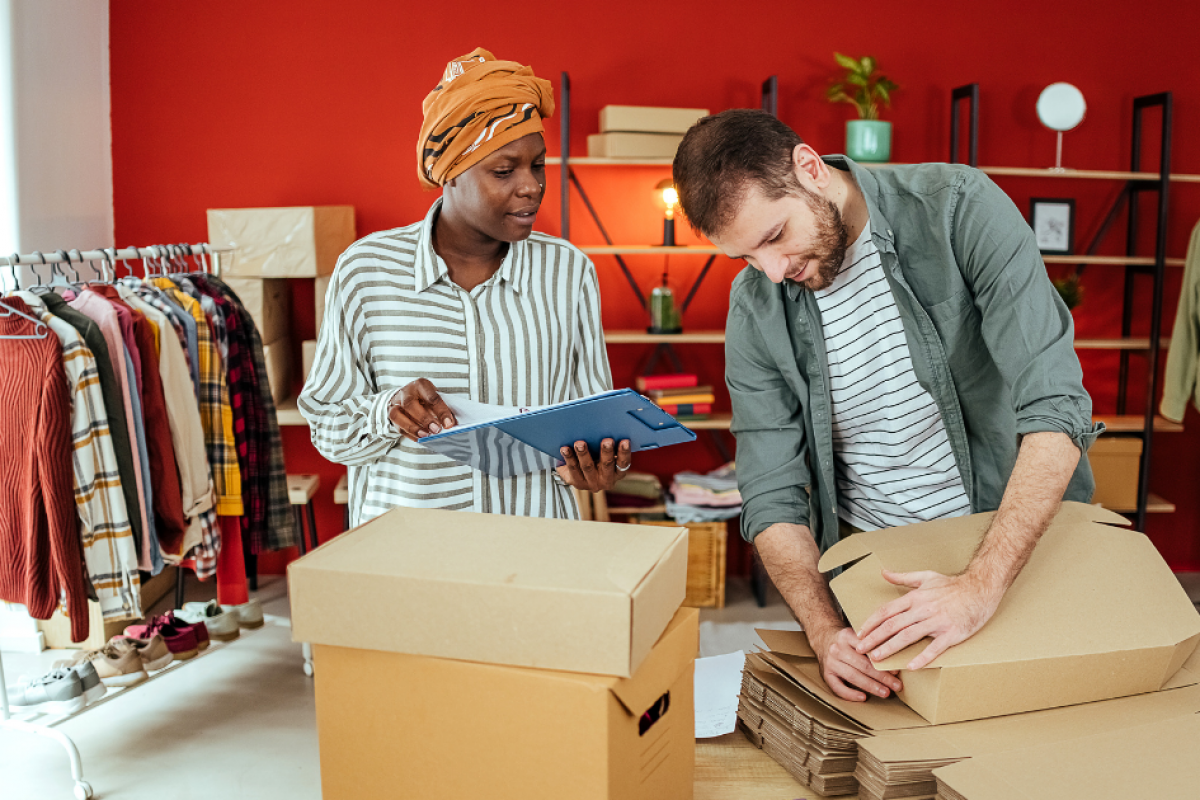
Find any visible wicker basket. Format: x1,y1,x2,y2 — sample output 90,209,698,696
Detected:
634,519,727,608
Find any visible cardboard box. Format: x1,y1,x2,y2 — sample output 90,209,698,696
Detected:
1089,436,1143,510
599,105,710,134
634,519,727,608
314,274,331,336
262,337,291,406
288,505,688,677
587,132,684,159
301,339,317,383
817,502,1200,724
207,205,355,277
933,713,1200,800
312,607,697,800
222,276,290,344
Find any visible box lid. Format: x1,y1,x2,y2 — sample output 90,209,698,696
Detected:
817,502,1200,672
288,505,687,677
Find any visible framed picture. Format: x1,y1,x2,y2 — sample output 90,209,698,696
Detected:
1030,198,1075,255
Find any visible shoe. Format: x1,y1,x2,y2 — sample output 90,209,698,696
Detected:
58,644,147,689
165,611,210,652
71,660,109,702
177,600,239,642
221,598,264,630
124,614,199,660
111,634,173,671
6,668,85,715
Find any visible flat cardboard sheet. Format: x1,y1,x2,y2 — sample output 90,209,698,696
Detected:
933,713,1200,800
288,504,688,677
818,502,1200,723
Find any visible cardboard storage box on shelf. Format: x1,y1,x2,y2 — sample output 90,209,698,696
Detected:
633,518,727,608
301,339,317,383
587,132,684,159
599,105,709,134
288,504,688,677
206,205,355,278
1088,435,1143,510
311,607,698,800
221,276,290,344
314,274,330,336
817,501,1200,724
262,337,291,406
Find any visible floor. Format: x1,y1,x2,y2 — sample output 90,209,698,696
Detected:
2,573,1198,800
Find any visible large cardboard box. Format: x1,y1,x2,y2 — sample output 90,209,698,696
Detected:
599,105,709,134
314,274,331,336
262,337,291,406
288,505,688,677
312,607,697,800
587,132,684,159
1089,436,1143,510
817,502,1200,724
221,276,290,344
207,205,355,277
301,339,317,383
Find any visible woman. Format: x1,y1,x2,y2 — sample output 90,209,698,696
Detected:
299,48,630,525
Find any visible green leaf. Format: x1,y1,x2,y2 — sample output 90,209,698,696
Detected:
875,84,891,105
878,77,899,92
834,52,860,72
827,85,849,102
847,73,868,87
861,56,876,76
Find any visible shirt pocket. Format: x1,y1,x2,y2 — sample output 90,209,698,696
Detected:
923,285,985,372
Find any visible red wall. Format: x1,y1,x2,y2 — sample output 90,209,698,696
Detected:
109,0,1200,571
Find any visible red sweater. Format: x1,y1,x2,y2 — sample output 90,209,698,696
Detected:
0,299,89,641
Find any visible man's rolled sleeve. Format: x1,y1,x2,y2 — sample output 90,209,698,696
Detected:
951,169,1100,455
726,294,811,543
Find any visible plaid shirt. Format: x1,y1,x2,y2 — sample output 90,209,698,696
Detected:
151,278,243,517
21,297,142,620
200,275,297,553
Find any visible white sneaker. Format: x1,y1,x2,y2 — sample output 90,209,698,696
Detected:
221,598,264,630
6,668,86,715
177,600,240,642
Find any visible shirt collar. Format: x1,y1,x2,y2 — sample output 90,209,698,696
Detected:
414,197,527,294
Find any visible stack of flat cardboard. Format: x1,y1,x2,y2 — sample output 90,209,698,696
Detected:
737,502,1200,798
289,505,698,800
587,105,708,159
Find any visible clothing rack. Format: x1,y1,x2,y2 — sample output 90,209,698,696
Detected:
0,240,234,800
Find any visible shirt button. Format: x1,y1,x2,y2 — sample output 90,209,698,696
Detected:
887,229,893,236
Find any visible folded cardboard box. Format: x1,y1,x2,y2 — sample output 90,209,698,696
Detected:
933,713,1200,800
587,132,684,159
311,606,696,800
207,205,355,277
221,276,290,344
1088,435,1143,510
599,105,709,135
289,504,688,677
818,502,1200,724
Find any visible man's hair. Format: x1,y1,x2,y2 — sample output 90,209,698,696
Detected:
672,109,804,238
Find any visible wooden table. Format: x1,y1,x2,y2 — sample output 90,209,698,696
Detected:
695,732,856,799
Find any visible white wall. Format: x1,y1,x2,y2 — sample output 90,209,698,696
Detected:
0,0,112,287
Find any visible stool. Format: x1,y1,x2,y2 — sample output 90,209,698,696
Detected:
287,473,320,678
333,473,349,531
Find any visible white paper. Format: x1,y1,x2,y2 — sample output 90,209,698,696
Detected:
693,650,746,738
439,390,625,432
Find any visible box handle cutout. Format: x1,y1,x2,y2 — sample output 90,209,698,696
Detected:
639,691,671,736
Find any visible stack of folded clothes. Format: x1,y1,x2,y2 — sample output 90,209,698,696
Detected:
666,462,741,524
606,471,665,510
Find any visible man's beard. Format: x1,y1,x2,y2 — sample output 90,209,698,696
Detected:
790,185,850,292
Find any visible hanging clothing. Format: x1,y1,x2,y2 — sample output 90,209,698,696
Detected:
14,292,141,620
0,298,89,642
1161,220,1200,422
121,346,164,574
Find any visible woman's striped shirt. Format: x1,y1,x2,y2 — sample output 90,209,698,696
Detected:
298,199,612,526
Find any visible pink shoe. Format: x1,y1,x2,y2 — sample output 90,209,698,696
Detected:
124,614,199,661
165,612,210,652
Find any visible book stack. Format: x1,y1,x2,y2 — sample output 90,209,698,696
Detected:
636,374,714,421
587,105,709,159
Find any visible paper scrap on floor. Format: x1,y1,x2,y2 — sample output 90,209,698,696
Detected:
694,650,746,738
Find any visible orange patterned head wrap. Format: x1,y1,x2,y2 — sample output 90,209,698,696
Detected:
417,47,555,190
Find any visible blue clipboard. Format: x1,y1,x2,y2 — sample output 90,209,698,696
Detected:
417,389,697,478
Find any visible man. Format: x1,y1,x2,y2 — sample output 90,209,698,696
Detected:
672,110,1099,703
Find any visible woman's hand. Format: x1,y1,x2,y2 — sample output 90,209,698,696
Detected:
556,438,632,492
388,379,458,440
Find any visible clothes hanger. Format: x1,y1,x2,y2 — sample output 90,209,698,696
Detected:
0,256,50,340
3,253,19,293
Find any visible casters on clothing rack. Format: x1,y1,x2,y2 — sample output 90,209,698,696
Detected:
74,780,93,800
333,473,349,531
302,642,314,678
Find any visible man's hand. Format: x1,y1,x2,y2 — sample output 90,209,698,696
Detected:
855,570,1004,670
388,378,457,440
809,624,903,702
556,438,631,492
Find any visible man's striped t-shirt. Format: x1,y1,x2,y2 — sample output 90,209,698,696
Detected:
812,223,972,531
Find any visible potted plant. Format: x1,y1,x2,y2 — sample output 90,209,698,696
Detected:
827,53,899,163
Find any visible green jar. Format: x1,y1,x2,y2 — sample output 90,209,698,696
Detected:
846,119,892,163
649,285,682,334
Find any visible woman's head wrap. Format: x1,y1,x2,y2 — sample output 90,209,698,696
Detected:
417,47,555,190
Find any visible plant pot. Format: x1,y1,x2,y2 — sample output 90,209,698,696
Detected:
846,120,892,163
